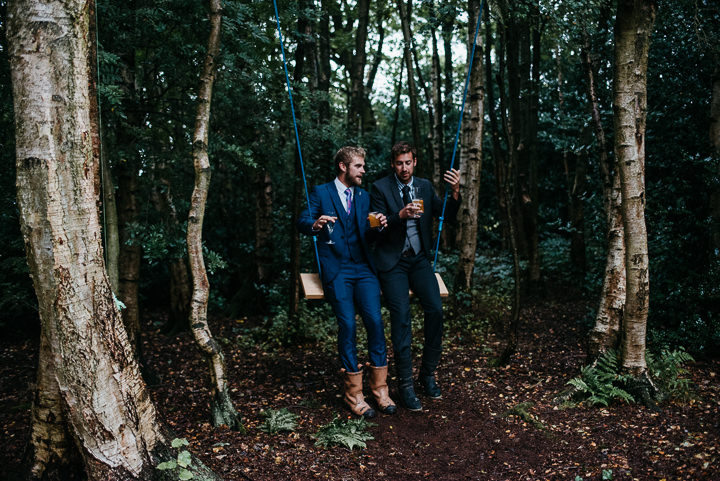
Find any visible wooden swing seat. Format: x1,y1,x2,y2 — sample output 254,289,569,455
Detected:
300,272,449,300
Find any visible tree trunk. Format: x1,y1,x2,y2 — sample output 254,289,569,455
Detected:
255,169,274,285
116,159,142,353
492,2,522,364
318,0,332,123
455,0,485,290
582,31,626,357
101,145,120,293
569,130,588,276
442,6,454,139
8,1,218,478
150,161,191,332
710,63,720,253
397,0,423,165
613,0,656,379
430,3,444,188
115,47,142,359
362,8,385,131
391,57,404,146
288,1,312,318
187,0,241,429
347,0,370,135
486,16,510,250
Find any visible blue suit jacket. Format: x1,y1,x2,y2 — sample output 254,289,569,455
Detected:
297,181,378,284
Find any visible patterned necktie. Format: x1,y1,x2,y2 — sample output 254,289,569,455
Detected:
345,188,352,215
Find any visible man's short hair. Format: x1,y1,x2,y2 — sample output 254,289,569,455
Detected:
334,146,366,173
390,141,417,163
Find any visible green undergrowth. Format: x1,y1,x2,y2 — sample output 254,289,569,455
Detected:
313,415,376,450
502,402,545,431
259,408,299,434
561,348,695,408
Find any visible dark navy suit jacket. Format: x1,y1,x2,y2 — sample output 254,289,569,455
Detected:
297,181,378,284
370,174,461,272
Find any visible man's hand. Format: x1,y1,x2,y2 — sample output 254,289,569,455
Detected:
399,203,421,220
372,212,388,228
444,168,461,199
312,215,337,231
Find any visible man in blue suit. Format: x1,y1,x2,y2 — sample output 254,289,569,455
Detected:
297,146,396,418
371,141,461,411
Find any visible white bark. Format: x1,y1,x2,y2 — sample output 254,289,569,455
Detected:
612,0,656,376
8,0,165,477
186,0,241,429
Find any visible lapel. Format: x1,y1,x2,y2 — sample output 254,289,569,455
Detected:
328,182,348,228
388,175,404,212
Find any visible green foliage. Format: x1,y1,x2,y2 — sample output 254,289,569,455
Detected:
156,438,194,480
646,349,695,402
313,415,375,450
566,348,696,407
259,408,299,434
565,350,635,407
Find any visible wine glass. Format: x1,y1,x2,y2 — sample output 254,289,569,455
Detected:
325,212,336,244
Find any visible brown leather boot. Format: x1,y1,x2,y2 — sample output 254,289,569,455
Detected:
368,364,397,415
341,368,376,418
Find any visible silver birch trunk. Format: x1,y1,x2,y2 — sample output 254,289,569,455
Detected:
6,1,209,478
187,0,241,429
583,33,626,356
613,0,656,377
456,0,485,290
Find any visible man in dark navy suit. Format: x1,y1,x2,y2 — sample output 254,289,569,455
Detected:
370,141,461,411
297,146,396,418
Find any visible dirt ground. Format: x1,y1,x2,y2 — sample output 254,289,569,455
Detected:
2,297,719,480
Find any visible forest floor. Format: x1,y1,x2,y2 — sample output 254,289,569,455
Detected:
1,294,719,480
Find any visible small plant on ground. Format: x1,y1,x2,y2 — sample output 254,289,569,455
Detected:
156,438,194,480
502,402,545,430
564,349,635,407
259,408,299,434
313,415,375,450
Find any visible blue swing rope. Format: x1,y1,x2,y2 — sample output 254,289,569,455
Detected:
272,0,322,275
433,0,485,272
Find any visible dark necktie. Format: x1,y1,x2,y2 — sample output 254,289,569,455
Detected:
402,185,411,206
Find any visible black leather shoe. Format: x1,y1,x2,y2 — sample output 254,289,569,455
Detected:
419,374,442,399
398,381,423,411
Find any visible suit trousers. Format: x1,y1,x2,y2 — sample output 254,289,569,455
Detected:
324,261,387,372
378,252,443,380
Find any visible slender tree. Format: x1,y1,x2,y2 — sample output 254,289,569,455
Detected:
186,0,241,428
456,0,485,290
612,0,657,385
347,0,371,135
710,64,720,253
397,0,423,162
583,27,626,357
8,0,219,477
